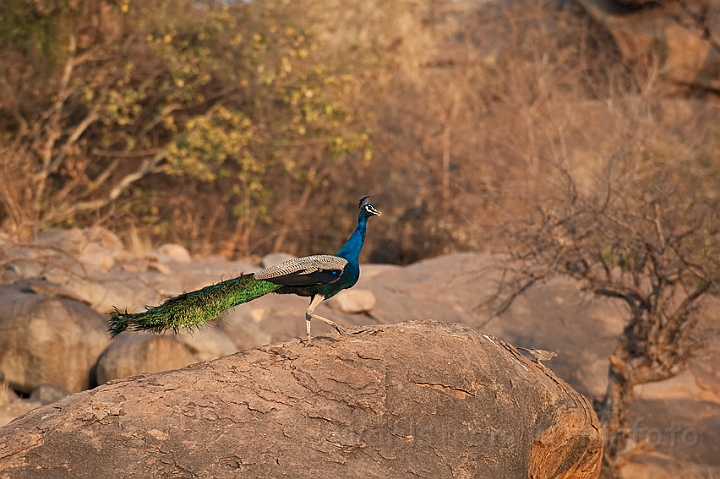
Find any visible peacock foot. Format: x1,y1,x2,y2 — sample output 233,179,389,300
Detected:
329,321,347,335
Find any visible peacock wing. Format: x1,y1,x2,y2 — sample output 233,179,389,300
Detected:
253,255,348,286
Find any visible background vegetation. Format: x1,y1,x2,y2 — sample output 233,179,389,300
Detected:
0,0,371,258
2,1,720,476
2,0,718,263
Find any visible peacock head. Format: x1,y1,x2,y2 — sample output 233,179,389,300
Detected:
358,195,382,219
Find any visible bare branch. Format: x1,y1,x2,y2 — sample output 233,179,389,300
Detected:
80,159,121,198
109,150,168,201
47,105,101,173
493,276,542,316
92,148,164,158
41,34,78,172
665,280,712,329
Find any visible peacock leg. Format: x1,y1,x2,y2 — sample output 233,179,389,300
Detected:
305,295,346,345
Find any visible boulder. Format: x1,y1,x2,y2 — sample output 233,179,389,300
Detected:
77,242,115,271
177,327,238,362
33,227,124,256
213,306,272,351
0,400,41,429
9,278,90,305
32,228,88,254
40,267,115,312
0,284,111,393
156,243,192,263
0,259,45,284
483,276,626,401
259,252,295,268
94,332,198,385
578,0,720,91
29,384,71,406
356,253,498,326
0,322,603,479
327,288,376,313
146,260,171,274
86,226,125,253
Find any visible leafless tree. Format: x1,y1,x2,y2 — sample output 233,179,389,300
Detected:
494,149,720,477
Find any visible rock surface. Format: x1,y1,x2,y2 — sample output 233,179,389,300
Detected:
156,243,192,263
259,252,295,268
578,0,720,91
327,288,377,313
0,284,110,393
0,401,41,429
212,307,272,351
1,226,718,477
483,276,627,401
176,327,239,362
94,332,197,385
29,384,71,406
0,322,602,479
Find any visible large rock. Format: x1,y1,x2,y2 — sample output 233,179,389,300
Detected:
259,252,296,268
213,306,272,351
0,322,602,478
1,259,45,284
156,243,192,263
33,227,124,255
94,332,197,385
32,228,89,254
483,276,626,401
0,284,111,393
77,242,115,272
9,278,90,305
40,266,126,313
0,400,41,429
327,288,376,313
177,327,238,362
29,384,70,406
578,0,720,91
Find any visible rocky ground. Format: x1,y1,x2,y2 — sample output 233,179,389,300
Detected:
0,227,718,477
0,322,603,478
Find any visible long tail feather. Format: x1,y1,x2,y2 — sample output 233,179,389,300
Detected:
108,273,280,338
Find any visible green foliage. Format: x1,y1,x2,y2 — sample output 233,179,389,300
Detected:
0,0,67,56
8,0,716,265
0,0,370,252
167,107,256,182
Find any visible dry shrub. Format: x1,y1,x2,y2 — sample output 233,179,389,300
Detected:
0,377,11,406
349,0,719,262
1,0,718,263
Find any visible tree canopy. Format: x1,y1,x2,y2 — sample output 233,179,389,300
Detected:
0,0,370,255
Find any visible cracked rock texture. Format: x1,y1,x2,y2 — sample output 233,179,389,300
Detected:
0,321,602,479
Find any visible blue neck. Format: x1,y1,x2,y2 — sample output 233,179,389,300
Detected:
336,213,368,262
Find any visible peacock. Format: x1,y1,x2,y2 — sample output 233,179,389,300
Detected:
108,196,381,345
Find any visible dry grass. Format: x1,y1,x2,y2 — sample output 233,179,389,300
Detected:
1,0,718,263
0,378,12,406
